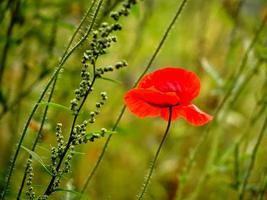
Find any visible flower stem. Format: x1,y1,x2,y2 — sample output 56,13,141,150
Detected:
80,106,126,195
238,116,267,200
44,60,98,196
0,1,102,198
16,75,58,199
137,106,173,200
79,0,189,194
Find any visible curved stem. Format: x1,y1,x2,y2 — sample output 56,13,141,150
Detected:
132,0,188,87
238,116,267,200
80,0,189,194
137,106,172,200
0,1,102,199
16,76,58,199
64,0,97,60
176,13,267,200
0,0,20,87
215,11,267,115
80,105,127,194
44,71,97,196
44,94,88,195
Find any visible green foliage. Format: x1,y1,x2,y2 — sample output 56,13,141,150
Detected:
38,102,71,114
0,0,267,199
21,146,53,176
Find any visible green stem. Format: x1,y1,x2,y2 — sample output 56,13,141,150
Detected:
80,106,127,194
16,76,58,199
0,1,101,198
224,0,245,69
0,0,20,87
79,0,189,194
234,143,240,189
238,116,267,200
0,16,58,119
137,106,172,200
133,0,188,87
44,59,98,196
216,11,267,115
176,12,267,200
257,169,267,200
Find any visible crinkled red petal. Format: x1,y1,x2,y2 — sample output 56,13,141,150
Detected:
124,88,180,118
179,104,213,126
124,89,160,118
138,67,200,104
138,73,154,89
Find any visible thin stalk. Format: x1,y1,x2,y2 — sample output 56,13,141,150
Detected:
16,76,58,199
1,63,29,175
0,16,58,119
190,61,264,200
175,125,210,200
0,15,58,119
80,106,127,194
238,66,267,152
133,0,188,86
0,0,20,87
0,0,102,198
44,60,98,195
251,66,267,123
257,169,267,200
238,116,267,200
137,107,172,200
176,13,267,200
229,0,245,44
217,11,267,114
228,60,262,107
188,61,261,199
126,0,154,61
64,0,97,60
0,66,50,119
0,83,50,200
234,143,240,189
80,0,189,194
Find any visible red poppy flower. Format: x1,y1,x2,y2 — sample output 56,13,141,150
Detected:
124,67,213,126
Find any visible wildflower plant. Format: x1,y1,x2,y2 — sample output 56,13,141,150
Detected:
1,0,266,199
124,67,213,125
124,67,213,199
41,0,136,197
1,0,137,199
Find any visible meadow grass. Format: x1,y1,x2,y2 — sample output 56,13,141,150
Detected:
0,0,267,199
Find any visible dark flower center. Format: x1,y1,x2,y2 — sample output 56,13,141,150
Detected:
146,101,180,108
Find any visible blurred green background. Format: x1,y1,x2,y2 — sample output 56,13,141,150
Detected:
1,0,267,199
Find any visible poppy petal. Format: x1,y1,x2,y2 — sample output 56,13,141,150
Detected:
124,88,180,112
160,106,181,121
179,104,213,126
138,73,154,89
138,68,200,104
124,89,162,118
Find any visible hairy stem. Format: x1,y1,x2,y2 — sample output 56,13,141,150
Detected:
80,106,127,194
257,169,267,200
16,76,58,199
80,0,189,194
137,107,172,200
234,143,240,189
44,61,98,195
0,0,102,198
176,12,267,200
216,11,267,114
0,16,58,119
238,116,267,200
0,0,20,87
